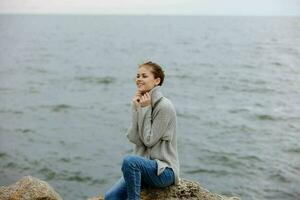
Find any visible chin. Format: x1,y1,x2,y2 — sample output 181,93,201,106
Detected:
138,89,146,94
138,88,149,94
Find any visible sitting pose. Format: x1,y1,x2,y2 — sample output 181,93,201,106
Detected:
105,61,180,200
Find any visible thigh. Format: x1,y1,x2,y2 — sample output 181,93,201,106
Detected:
128,155,175,188
104,176,127,200
143,166,175,188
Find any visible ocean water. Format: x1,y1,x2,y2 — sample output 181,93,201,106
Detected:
0,15,299,200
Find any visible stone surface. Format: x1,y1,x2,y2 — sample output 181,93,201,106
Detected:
88,178,241,200
0,176,62,200
0,176,240,200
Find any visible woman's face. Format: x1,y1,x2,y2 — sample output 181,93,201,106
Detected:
136,66,160,94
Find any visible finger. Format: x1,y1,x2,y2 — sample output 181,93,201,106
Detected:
143,95,148,100
144,93,150,100
133,96,140,101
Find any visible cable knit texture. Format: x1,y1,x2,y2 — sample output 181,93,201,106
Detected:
126,86,180,185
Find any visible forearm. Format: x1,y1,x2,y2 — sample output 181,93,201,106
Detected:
126,103,144,146
137,104,174,147
126,127,144,146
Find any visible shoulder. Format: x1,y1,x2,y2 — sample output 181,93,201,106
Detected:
157,97,176,115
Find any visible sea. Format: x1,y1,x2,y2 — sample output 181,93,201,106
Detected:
0,14,299,200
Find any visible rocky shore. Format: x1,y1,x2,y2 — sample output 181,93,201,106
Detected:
0,176,240,200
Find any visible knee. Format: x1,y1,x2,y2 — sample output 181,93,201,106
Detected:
104,191,112,200
104,192,110,200
121,155,138,171
104,190,119,200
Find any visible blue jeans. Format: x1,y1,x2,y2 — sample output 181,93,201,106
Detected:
104,155,175,200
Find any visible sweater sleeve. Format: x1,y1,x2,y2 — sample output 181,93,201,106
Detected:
126,103,144,146
137,103,174,147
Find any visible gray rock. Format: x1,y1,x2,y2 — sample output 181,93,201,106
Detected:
0,176,62,200
0,176,240,200
88,178,241,200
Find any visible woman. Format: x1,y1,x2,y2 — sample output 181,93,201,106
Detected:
104,61,180,200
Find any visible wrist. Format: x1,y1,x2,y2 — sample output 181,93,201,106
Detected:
141,103,150,107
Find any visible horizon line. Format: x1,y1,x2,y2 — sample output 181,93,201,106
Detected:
1,12,300,17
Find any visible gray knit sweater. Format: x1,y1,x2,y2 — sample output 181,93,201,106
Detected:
126,86,180,185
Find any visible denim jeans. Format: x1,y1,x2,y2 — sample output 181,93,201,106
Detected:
104,155,175,200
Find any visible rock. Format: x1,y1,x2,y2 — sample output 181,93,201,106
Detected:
87,196,104,200
0,176,240,200
0,176,63,200
140,178,240,200
88,178,240,200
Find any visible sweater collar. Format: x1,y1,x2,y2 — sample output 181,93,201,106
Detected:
149,86,163,107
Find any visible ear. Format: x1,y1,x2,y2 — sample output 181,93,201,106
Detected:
155,77,161,86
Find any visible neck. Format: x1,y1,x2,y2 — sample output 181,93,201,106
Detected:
140,86,157,95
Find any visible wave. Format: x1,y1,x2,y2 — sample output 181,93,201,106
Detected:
38,167,106,185
256,114,277,121
75,76,116,85
0,87,13,92
0,152,8,158
269,170,291,183
0,109,23,115
255,114,300,121
228,108,250,114
15,128,35,134
270,61,283,67
240,87,275,93
51,104,73,112
177,112,201,120
238,155,263,163
184,168,230,176
37,104,74,112
284,147,300,153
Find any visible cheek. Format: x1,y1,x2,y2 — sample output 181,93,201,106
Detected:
146,79,155,86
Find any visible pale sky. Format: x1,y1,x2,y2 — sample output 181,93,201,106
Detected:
1,0,300,16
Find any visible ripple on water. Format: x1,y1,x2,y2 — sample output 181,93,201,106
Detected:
263,187,298,200
4,162,18,169
240,87,275,93
0,152,8,158
75,76,116,85
184,168,230,176
284,147,300,154
0,109,23,115
269,169,292,184
177,112,200,120
51,104,73,112
242,64,256,69
2,161,30,172
228,108,250,114
37,104,74,112
205,154,246,169
256,114,277,121
37,167,106,185
238,155,263,163
38,167,56,180
270,61,284,67
59,157,71,163
15,128,35,134
254,114,300,121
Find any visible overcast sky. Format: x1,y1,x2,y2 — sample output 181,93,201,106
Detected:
1,0,300,16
